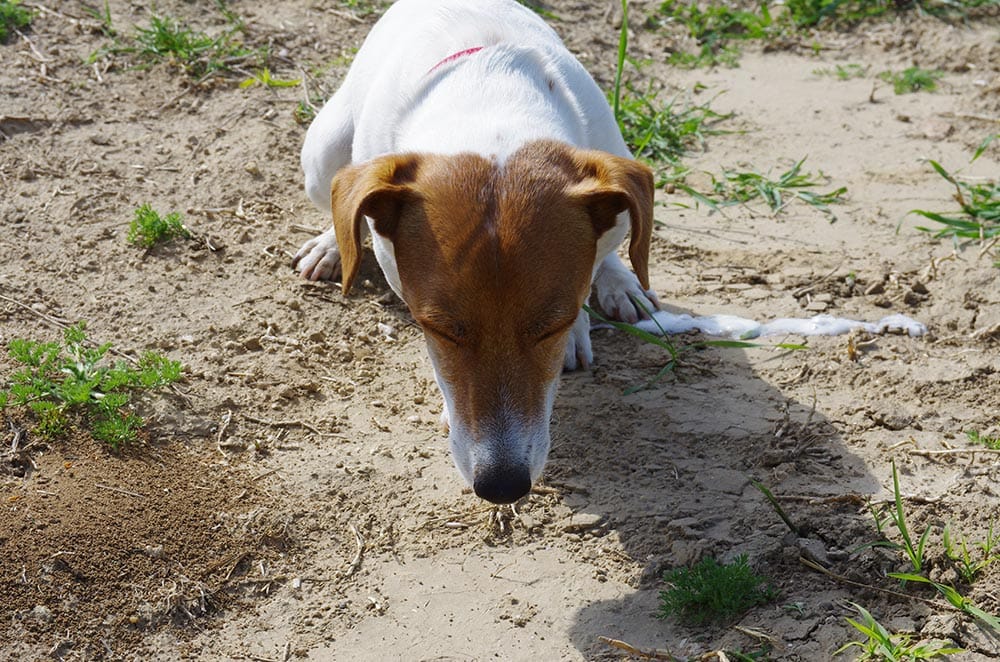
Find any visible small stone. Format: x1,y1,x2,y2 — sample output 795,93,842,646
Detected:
864,281,885,296
805,300,829,312
797,538,831,566
30,605,53,623
560,512,605,533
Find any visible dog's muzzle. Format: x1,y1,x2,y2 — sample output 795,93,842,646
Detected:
473,463,532,504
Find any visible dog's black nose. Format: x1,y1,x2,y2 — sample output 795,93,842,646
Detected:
473,465,532,504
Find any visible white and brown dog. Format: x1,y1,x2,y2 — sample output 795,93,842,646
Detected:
295,0,658,504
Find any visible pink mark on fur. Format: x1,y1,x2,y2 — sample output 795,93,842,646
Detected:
428,47,484,74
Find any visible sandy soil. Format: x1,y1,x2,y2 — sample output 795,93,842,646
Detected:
1,1,999,660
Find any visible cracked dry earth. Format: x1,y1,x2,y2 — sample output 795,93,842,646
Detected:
1,1,999,660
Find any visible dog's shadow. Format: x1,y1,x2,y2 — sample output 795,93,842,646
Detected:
550,322,883,659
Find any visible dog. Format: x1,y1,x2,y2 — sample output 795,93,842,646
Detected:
294,0,658,504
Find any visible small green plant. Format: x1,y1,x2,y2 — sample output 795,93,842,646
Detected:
1,323,183,449
879,67,944,94
888,460,932,574
83,0,116,37
910,139,998,256
789,0,994,27
687,157,847,220
127,204,191,248
657,554,777,625
813,63,867,80
0,0,32,43
943,520,999,583
134,13,262,78
614,85,731,170
339,0,385,17
240,67,301,89
657,0,776,68
966,428,1000,450
786,0,894,27
888,573,1000,634
835,601,962,660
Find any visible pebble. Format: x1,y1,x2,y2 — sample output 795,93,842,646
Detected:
560,512,605,533
30,605,53,623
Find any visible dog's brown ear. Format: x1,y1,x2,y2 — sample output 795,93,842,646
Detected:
330,154,422,294
567,152,654,289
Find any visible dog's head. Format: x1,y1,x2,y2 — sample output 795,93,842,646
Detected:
330,140,653,503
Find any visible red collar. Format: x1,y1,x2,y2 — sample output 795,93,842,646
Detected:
428,46,484,74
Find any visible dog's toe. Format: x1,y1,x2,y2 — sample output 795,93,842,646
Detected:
293,229,342,281
563,309,593,371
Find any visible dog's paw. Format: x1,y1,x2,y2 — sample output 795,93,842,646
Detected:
563,309,593,371
594,259,660,324
292,228,342,281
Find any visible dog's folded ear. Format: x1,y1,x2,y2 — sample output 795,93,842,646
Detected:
331,154,422,294
567,152,654,289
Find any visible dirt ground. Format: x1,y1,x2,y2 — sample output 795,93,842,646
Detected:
1,1,999,660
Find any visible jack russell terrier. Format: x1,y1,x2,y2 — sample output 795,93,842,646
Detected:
294,0,658,504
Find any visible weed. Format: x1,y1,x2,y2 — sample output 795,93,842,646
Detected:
614,85,731,171
657,0,776,69
887,460,932,574
610,4,730,181
943,520,999,583
910,142,999,255
518,0,560,20
787,0,894,28
658,554,777,625
240,68,301,89
1,323,183,450
889,573,1000,634
689,157,847,220
879,67,944,94
83,0,115,38
339,0,385,17
753,480,802,536
813,63,867,80
835,601,962,660
0,0,32,43
127,204,191,248
134,12,262,79
966,429,1000,450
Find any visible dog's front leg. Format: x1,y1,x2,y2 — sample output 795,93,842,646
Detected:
593,253,660,323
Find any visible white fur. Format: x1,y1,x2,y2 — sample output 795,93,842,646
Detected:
297,0,656,494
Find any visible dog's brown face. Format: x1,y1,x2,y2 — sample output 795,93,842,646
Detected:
330,140,653,503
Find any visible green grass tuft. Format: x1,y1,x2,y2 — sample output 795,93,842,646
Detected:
658,554,777,625
910,138,999,259
134,12,261,79
966,429,1000,450
127,204,191,248
684,157,847,221
1,322,183,450
0,0,32,43
880,67,944,94
943,519,999,584
813,63,867,80
657,0,777,69
614,85,731,171
835,601,963,660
